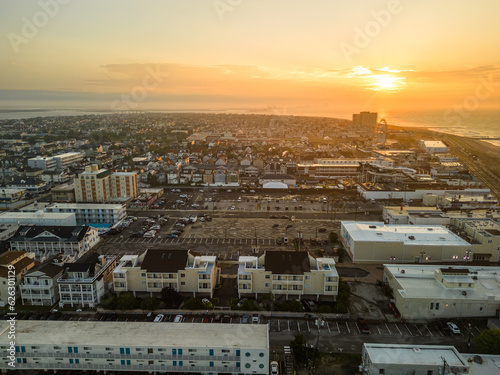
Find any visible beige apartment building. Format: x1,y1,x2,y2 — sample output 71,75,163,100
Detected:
237,251,339,301
113,249,219,298
451,218,500,263
74,165,138,203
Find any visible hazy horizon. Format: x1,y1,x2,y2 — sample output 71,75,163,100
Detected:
1,0,499,116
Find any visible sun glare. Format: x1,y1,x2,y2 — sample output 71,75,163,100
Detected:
372,75,403,91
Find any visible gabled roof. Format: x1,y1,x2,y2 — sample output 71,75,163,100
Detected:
140,249,188,273
11,226,91,243
25,261,64,278
0,250,27,265
265,251,311,275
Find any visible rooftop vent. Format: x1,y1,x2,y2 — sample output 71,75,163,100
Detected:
376,233,383,236
427,228,433,231
413,348,421,353
401,269,405,274
408,236,415,240
369,225,377,229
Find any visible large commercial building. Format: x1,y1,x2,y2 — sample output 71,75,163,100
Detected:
58,253,118,308
0,211,77,227
419,140,449,153
352,111,378,129
44,203,126,226
53,152,83,169
237,251,339,301
451,219,500,263
297,158,373,180
27,156,57,170
0,321,270,374
9,225,100,262
340,221,473,263
113,249,219,298
74,165,138,203
28,153,83,170
360,344,470,375
383,264,500,320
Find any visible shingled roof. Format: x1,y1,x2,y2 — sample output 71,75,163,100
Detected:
264,251,311,275
140,249,188,273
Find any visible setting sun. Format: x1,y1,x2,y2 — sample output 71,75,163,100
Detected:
372,75,404,91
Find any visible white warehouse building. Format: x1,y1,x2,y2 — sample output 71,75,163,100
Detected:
0,321,270,375
340,221,473,263
384,264,500,320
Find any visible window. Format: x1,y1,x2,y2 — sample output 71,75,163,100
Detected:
180,273,185,278
430,302,434,309
259,352,264,357
265,275,270,279
379,370,385,375
265,283,270,287
181,282,185,286
245,352,251,357
245,363,251,368
435,303,440,310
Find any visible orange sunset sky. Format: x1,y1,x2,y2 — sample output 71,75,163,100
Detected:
1,0,499,117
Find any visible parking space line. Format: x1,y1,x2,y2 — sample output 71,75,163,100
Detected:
424,324,433,336
278,320,280,331
336,322,340,333
474,326,482,334
288,320,290,331
385,324,391,334
377,326,381,334
345,322,350,334
464,325,475,337
355,323,360,334
297,321,300,331
327,322,331,333
405,324,412,335
415,325,423,336
395,324,402,335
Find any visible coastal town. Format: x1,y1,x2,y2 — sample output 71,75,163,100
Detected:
0,111,499,375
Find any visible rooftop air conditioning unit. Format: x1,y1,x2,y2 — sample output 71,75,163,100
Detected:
401,269,405,274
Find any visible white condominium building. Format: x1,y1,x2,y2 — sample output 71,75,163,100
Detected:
237,251,339,301
0,321,270,375
58,253,118,308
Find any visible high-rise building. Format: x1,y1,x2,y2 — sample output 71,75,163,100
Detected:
352,111,378,130
74,165,138,203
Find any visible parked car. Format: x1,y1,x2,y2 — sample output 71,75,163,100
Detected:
252,314,260,324
270,361,279,375
174,314,184,323
357,317,370,334
447,322,461,334
242,314,250,324
154,314,164,322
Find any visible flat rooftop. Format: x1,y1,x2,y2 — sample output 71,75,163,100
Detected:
0,321,269,349
0,211,75,220
364,344,467,367
342,221,471,246
384,264,500,300
47,203,124,210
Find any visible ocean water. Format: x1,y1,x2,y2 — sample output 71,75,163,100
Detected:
381,110,500,147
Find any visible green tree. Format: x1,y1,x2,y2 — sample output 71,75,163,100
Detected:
336,277,351,313
116,293,138,310
474,329,500,354
161,287,183,308
182,297,205,310
328,231,338,243
240,299,259,311
140,297,160,311
289,333,318,365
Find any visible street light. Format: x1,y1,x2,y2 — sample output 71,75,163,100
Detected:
390,256,396,263
463,250,471,263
